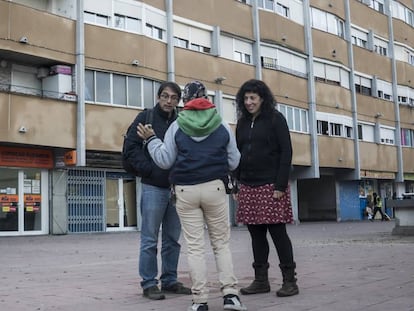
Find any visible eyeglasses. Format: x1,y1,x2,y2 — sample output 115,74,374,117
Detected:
160,93,180,102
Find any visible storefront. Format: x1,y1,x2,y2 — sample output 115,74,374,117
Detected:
0,146,51,236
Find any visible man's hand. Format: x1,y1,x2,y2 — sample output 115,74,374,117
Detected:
137,123,155,140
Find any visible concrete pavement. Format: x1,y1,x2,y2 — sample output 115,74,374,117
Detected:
1,220,413,311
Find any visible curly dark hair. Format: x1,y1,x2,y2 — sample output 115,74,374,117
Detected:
235,79,276,119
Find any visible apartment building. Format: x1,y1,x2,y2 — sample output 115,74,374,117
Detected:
1,0,414,236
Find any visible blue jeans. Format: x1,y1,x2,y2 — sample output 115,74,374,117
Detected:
139,183,182,290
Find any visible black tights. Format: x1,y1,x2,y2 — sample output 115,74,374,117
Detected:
247,223,294,266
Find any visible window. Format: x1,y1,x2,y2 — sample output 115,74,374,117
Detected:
174,22,212,54
401,128,414,147
85,70,159,108
357,123,375,142
355,74,372,96
351,27,368,49
114,14,140,33
360,0,385,14
391,1,414,26
174,37,189,48
278,104,309,133
261,45,307,78
84,11,109,26
380,127,395,145
373,36,388,56
311,7,344,38
376,79,393,101
317,112,353,138
313,61,350,88
276,2,290,17
317,120,329,135
146,23,164,40
222,97,237,124
330,123,342,136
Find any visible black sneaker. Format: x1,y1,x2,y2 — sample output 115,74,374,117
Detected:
223,294,247,310
143,285,165,300
187,302,208,311
161,282,191,295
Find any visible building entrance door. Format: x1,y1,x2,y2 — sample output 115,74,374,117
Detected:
0,168,48,236
105,176,137,231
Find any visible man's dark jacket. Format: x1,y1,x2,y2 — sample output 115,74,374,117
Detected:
124,103,177,188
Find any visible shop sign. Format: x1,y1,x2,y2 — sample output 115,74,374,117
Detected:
360,170,395,179
0,146,53,169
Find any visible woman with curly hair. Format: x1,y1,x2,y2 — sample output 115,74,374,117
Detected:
233,79,299,298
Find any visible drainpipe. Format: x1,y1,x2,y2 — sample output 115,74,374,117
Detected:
165,0,175,81
251,0,261,80
303,0,319,178
386,0,404,182
344,0,360,180
76,0,85,166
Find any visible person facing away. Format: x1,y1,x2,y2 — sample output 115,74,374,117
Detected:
365,194,374,221
372,192,386,221
233,79,299,298
137,81,247,311
124,81,191,300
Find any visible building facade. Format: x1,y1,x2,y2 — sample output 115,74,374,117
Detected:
1,0,414,236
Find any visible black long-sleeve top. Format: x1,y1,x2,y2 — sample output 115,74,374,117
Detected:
235,110,292,192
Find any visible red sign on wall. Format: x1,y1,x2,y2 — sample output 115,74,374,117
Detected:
0,146,53,169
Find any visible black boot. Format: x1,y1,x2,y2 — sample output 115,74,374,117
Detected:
276,263,299,297
240,263,271,295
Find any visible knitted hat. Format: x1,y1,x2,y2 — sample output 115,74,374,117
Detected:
182,81,207,102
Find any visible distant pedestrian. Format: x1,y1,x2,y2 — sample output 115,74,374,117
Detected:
372,192,386,221
365,194,374,221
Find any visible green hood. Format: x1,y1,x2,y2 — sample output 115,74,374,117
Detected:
177,108,222,137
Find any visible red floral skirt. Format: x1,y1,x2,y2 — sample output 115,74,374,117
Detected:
236,183,293,225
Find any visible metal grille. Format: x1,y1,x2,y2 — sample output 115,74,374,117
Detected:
67,169,105,233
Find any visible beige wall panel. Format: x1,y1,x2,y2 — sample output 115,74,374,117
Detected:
173,0,253,39
318,136,355,168
142,0,164,10
0,2,9,39
399,105,414,128
403,148,414,173
7,3,75,63
356,94,395,124
312,30,348,66
396,61,414,86
353,47,392,79
175,48,256,96
291,132,312,166
0,93,76,147
0,93,9,131
84,26,167,78
86,104,145,151
349,1,389,38
398,0,413,8
262,71,308,109
315,83,352,113
259,11,305,52
310,0,346,20
393,19,414,48
359,142,398,171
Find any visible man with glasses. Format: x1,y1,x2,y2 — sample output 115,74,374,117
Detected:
125,81,191,300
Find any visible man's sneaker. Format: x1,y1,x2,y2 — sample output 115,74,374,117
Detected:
223,294,247,311
143,285,165,300
187,302,208,311
161,282,191,295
